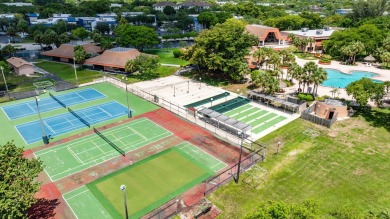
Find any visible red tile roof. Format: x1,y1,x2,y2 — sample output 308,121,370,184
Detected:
246,25,287,41
6,57,32,68
41,43,102,59
84,47,141,68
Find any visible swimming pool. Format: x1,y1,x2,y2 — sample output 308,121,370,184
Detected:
321,69,381,88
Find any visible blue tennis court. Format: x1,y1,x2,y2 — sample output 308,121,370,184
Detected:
2,88,106,120
16,101,129,144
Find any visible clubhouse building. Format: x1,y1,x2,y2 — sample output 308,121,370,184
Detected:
41,42,102,63
84,47,141,72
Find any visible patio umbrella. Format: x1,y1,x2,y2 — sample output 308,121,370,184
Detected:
364,55,376,62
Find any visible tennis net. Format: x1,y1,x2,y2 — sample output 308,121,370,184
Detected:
68,107,90,128
49,92,66,108
93,127,125,156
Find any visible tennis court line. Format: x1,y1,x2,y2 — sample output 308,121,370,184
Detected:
27,103,36,113
37,118,173,181
0,107,11,120
177,142,227,172
44,121,56,134
97,106,113,117
49,130,172,179
32,152,55,182
67,147,85,165
2,88,107,120
17,101,128,144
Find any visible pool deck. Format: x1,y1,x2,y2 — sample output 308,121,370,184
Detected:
282,57,390,101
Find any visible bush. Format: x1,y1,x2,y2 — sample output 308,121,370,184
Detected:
282,79,292,87
173,49,183,58
298,93,314,101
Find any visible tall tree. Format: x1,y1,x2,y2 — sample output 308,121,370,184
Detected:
184,18,258,82
1,44,16,57
312,67,327,96
73,45,88,65
115,24,159,51
303,61,318,93
351,0,388,20
6,26,17,43
125,54,159,78
16,20,28,37
346,78,385,107
95,22,110,35
253,48,267,68
163,6,176,15
71,27,89,41
0,142,44,218
197,12,218,29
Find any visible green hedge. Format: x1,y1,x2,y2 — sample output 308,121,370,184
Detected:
298,93,314,101
173,49,183,58
162,31,198,40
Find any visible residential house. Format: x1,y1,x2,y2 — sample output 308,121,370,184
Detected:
152,2,178,12
6,57,34,76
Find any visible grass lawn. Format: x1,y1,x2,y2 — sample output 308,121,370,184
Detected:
35,61,102,84
88,146,215,218
209,108,390,218
0,72,53,95
144,49,189,66
20,37,35,43
294,52,317,60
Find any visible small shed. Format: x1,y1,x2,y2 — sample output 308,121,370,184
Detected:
314,99,348,120
6,57,34,76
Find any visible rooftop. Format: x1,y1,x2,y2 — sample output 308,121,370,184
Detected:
283,28,336,38
324,99,346,106
6,57,32,68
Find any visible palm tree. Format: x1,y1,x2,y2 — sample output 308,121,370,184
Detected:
269,52,281,72
306,37,315,53
351,41,365,64
311,67,327,96
253,48,267,68
290,64,304,92
125,59,136,73
303,61,318,93
265,76,280,94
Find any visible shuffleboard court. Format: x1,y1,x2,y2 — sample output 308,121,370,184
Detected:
34,118,172,181
17,101,128,144
1,88,106,120
81,142,226,219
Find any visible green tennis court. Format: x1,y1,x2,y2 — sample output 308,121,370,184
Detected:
34,118,172,181
65,142,226,219
63,186,112,219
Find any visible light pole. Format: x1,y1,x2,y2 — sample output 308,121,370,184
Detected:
211,97,213,106
187,81,189,93
120,185,129,219
173,85,176,97
199,77,201,89
35,96,48,144
1,66,10,100
125,84,132,118
235,131,244,183
73,57,79,86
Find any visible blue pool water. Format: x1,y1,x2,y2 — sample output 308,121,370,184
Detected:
322,69,381,88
